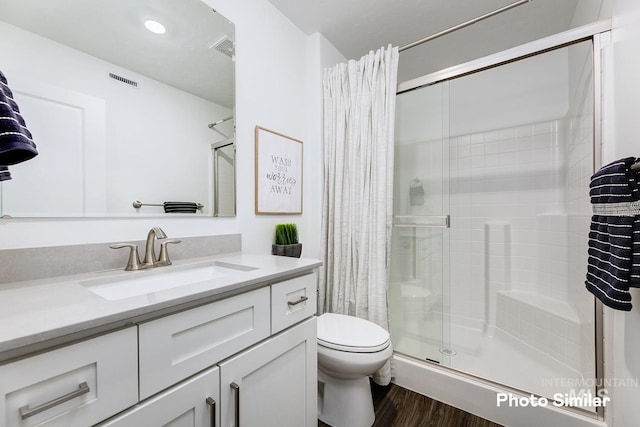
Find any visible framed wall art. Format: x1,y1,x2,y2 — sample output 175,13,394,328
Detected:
254,126,303,214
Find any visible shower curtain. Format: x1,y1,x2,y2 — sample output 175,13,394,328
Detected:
319,45,399,385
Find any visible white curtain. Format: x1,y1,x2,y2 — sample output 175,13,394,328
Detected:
319,45,398,385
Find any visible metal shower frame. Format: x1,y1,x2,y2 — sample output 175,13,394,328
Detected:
395,19,612,421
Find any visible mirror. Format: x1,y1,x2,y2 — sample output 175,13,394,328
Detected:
0,0,235,217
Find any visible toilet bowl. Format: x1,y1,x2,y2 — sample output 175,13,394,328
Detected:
317,313,393,427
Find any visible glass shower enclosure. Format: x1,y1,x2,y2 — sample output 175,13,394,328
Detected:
390,39,598,413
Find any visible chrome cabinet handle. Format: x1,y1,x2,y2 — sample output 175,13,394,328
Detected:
19,381,90,420
231,382,240,427
287,296,308,307
206,396,216,427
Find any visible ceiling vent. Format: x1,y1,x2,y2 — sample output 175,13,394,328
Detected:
108,72,138,88
211,36,235,59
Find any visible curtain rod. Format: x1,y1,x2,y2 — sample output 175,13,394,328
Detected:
399,0,532,53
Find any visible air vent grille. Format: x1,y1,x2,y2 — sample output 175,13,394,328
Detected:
108,73,138,88
211,36,235,59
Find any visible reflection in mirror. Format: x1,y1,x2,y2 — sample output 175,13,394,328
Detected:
212,140,236,217
0,0,235,217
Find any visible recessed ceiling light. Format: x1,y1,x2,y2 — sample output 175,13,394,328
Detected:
144,20,166,35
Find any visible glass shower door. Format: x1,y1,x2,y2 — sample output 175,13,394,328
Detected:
391,39,598,412
389,82,450,364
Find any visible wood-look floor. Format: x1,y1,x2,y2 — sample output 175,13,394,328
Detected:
318,381,504,427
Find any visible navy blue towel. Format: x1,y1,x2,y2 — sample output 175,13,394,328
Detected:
0,70,38,181
163,202,199,213
585,157,640,311
0,166,10,181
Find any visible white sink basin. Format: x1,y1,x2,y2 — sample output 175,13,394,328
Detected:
81,261,257,300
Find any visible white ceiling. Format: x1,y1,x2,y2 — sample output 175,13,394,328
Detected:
267,0,584,82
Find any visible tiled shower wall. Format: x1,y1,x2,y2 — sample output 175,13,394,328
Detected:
449,119,568,325
447,42,594,371
449,109,593,369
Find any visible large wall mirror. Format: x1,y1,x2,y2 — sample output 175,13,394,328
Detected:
0,0,235,217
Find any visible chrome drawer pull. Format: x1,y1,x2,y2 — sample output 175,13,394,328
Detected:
19,381,90,420
206,397,216,427
231,382,240,427
287,296,308,307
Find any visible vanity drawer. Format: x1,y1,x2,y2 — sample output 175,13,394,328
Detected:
271,272,317,333
138,287,270,400
0,327,138,427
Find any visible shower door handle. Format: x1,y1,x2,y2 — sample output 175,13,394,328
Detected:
393,215,450,228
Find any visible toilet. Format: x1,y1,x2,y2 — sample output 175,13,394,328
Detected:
317,313,393,427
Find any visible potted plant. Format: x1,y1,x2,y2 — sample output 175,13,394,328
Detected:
271,223,302,258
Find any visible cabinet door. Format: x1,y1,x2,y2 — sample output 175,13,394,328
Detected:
219,318,317,427
97,366,219,427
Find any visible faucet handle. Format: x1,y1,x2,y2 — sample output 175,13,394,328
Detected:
157,239,182,266
110,243,144,271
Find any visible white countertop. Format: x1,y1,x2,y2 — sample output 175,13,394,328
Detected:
0,253,321,359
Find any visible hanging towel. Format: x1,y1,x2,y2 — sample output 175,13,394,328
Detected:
0,166,10,181
163,201,199,213
585,157,640,311
0,70,38,181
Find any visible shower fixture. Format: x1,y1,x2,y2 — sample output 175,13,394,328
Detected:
208,116,233,139
208,116,232,128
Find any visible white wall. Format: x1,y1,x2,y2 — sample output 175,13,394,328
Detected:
604,0,640,425
0,0,336,260
307,32,347,259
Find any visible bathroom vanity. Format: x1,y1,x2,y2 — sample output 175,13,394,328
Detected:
0,253,320,427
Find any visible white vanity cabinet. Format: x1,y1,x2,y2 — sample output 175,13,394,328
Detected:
0,327,138,427
0,269,318,427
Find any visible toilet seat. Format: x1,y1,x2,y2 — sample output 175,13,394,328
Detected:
317,313,391,353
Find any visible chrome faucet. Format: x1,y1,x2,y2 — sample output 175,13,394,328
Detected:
143,226,167,267
110,227,181,271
